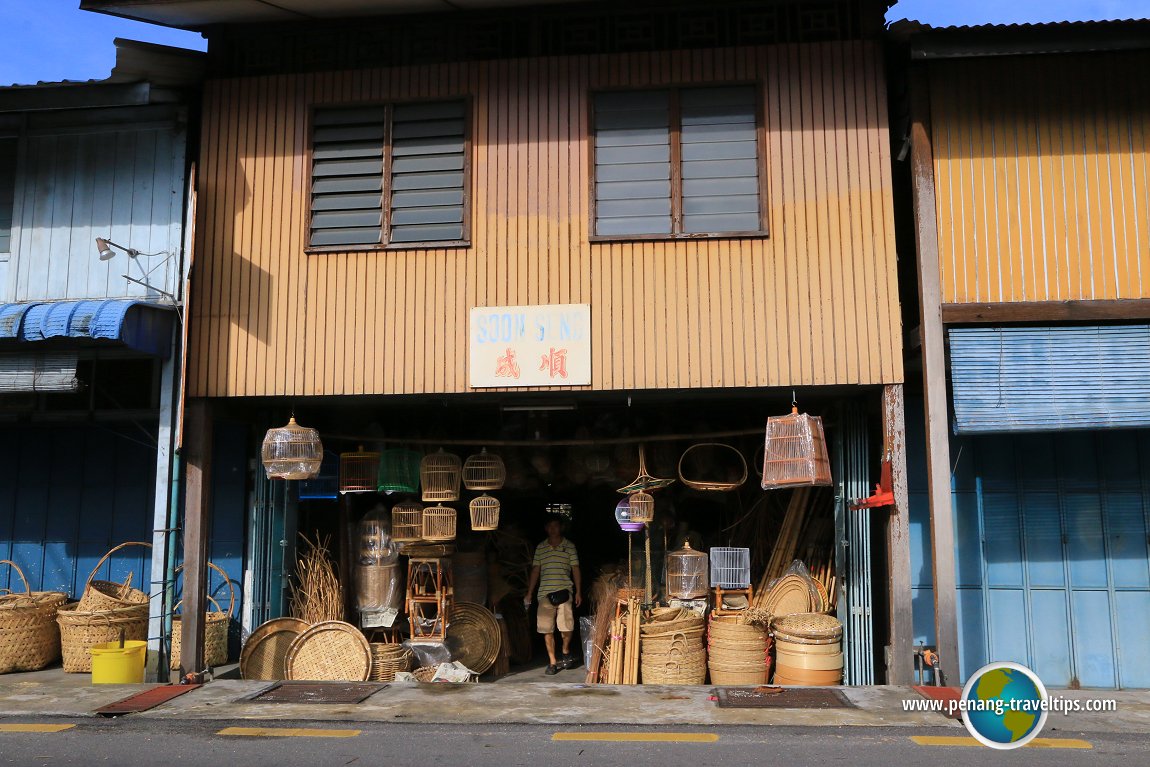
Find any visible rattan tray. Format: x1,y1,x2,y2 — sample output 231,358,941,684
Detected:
286,621,372,681
240,617,310,680
447,602,501,675
771,612,843,640
762,575,815,618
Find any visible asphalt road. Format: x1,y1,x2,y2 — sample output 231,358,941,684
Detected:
0,718,1146,767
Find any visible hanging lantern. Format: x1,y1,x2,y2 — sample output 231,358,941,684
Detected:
469,494,500,531
628,490,654,523
462,448,506,491
261,416,323,480
615,497,643,532
420,450,462,502
761,402,832,490
340,445,381,493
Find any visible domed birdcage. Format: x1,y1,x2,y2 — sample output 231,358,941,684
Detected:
468,494,501,531
420,450,462,502
665,542,709,599
614,497,643,532
391,500,424,543
261,417,323,480
462,449,506,491
340,446,381,493
421,505,457,542
628,491,655,524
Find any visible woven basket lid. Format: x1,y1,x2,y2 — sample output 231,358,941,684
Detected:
448,601,501,675
762,574,815,618
771,612,843,640
240,617,309,680
285,621,372,681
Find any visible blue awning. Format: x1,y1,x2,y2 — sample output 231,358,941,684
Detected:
0,299,176,358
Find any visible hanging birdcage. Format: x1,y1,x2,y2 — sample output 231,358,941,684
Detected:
468,494,500,531
614,497,643,532
299,451,339,500
261,416,324,480
462,449,506,491
421,505,457,541
340,445,381,493
391,500,424,542
628,490,654,523
761,403,832,490
377,449,421,494
420,450,461,502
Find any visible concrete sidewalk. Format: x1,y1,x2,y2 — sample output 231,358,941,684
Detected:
0,676,1147,733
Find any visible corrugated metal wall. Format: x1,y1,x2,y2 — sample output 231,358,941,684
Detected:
8,123,188,304
189,41,902,398
929,51,1150,304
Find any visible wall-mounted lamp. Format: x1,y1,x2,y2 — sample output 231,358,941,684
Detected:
95,237,142,261
94,236,177,303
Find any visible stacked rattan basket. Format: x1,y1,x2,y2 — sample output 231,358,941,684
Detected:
58,542,151,673
771,613,843,686
0,560,68,674
707,615,770,685
639,607,706,685
369,643,413,682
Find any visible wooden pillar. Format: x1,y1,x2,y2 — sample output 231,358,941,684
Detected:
909,66,959,684
883,384,914,685
180,399,213,677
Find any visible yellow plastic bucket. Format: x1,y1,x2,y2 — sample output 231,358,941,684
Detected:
89,641,147,684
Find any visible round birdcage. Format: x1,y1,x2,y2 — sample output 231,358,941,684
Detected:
261,417,324,480
421,505,457,542
420,450,462,502
462,449,506,491
391,501,424,543
468,494,501,531
628,490,654,523
614,497,643,532
377,449,421,494
340,446,381,493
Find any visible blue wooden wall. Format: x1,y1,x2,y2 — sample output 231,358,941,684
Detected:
908,403,1150,689
5,117,186,304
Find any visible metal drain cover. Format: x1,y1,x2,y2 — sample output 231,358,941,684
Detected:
248,682,387,704
713,687,854,709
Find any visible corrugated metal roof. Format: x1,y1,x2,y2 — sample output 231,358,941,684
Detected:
889,17,1150,58
890,18,1148,33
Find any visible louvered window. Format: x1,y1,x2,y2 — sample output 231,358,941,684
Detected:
309,101,467,249
592,85,763,238
0,137,16,254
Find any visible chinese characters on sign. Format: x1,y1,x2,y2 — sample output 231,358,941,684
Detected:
469,304,591,387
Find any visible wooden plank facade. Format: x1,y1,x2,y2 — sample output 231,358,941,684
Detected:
189,41,902,398
928,51,1150,305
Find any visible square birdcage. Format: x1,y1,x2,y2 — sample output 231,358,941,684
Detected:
299,451,339,500
340,446,381,493
709,547,751,589
378,449,422,494
468,494,500,531
462,449,506,491
421,505,457,541
392,501,424,542
420,450,461,502
761,407,832,489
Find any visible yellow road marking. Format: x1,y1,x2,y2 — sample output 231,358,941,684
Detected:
911,736,1092,749
553,732,719,743
217,727,360,738
0,724,75,733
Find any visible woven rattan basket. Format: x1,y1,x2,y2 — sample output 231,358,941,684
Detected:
640,645,707,685
340,446,381,493
285,621,372,681
170,562,235,669
412,665,438,682
369,642,413,682
448,602,501,675
677,443,748,492
240,617,309,680
378,449,421,494
77,541,151,612
420,450,462,502
57,602,148,673
391,501,424,542
770,612,843,641
708,616,770,685
421,505,457,542
462,449,506,491
468,494,500,531
0,560,68,674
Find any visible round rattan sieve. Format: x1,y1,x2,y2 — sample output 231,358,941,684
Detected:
240,617,310,680
762,574,816,618
770,612,843,640
448,601,501,675
285,621,371,681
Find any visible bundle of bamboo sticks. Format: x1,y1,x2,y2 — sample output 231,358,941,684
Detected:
290,532,344,623
601,596,641,685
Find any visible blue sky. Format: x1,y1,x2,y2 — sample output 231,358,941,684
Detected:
1,0,1149,86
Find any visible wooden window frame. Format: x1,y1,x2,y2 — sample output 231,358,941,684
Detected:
305,96,472,254
587,82,770,243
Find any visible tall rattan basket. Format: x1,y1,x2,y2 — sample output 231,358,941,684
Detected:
421,450,462,502
421,505,457,542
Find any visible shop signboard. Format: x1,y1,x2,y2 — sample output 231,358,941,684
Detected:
469,304,591,387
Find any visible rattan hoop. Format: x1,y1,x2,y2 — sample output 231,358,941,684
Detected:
462,449,506,491
468,494,500,531
420,450,462,502
677,443,749,492
240,617,309,680
448,601,501,674
391,500,424,542
285,620,371,681
421,505,457,542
